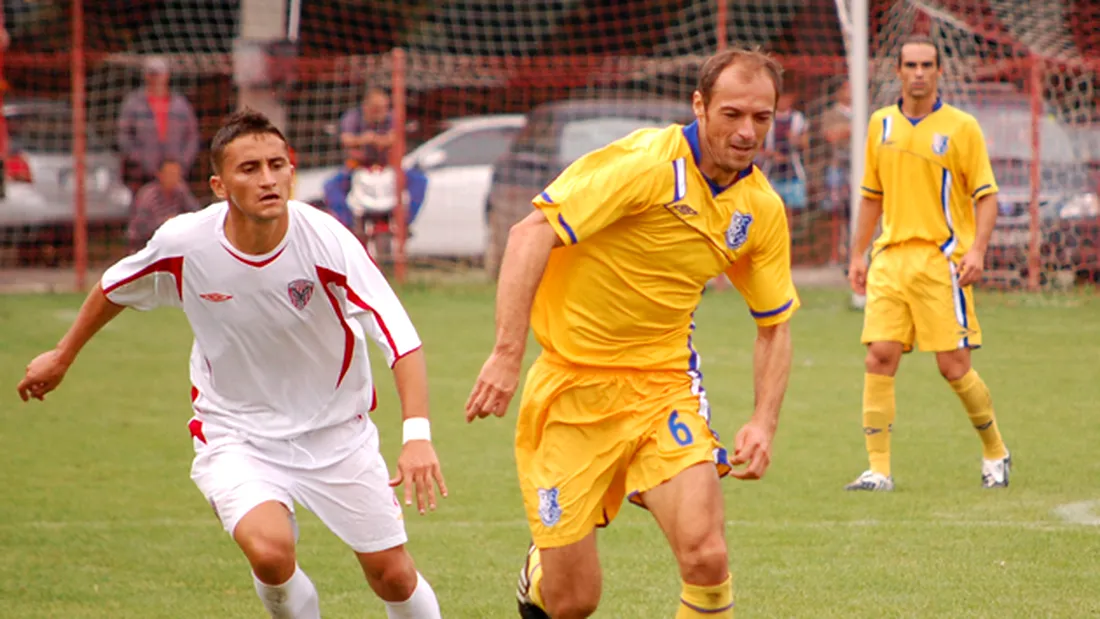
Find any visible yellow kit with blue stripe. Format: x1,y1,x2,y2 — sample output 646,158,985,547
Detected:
860,98,998,352
517,120,800,548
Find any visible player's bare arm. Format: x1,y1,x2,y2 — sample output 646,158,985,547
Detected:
465,209,563,422
730,320,792,480
17,284,125,402
958,192,998,286
388,348,448,515
848,197,884,294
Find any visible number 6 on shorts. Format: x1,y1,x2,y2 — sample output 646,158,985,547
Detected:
668,410,694,446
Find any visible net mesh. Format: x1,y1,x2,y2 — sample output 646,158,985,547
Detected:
0,0,1096,291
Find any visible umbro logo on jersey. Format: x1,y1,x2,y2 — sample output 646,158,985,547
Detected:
671,203,698,216
288,278,315,310
199,292,233,302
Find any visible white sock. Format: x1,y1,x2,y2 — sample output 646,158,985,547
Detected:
253,565,321,619
384,572,442,619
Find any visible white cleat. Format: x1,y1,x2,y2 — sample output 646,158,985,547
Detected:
981,451,1012,489
845,470,894,492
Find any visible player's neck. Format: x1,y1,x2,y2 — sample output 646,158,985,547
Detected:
697,148,739,186
224,209,289,256
900,93,937,119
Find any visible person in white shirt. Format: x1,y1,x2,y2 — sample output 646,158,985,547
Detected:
17,109,447,619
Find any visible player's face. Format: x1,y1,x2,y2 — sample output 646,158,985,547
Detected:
898,43,940,100
692,66,776,174
210,133,294,222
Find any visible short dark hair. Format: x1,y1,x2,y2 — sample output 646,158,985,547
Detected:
696,46,784,107
897,35,941,68
209,108,289,173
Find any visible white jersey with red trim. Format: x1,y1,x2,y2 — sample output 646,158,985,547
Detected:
100,200,421,447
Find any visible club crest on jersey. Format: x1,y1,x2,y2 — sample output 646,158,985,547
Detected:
725,210,753,251
932,133,949,155
287,279,315,310
537,487,561,527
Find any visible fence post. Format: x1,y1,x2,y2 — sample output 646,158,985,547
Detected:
72,0,87,291
390,47,408,284
1027,55,1042,292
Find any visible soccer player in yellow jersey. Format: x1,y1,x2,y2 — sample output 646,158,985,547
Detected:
465,48,799,619
845,36,1011,492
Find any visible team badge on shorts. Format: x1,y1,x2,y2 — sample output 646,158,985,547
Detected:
537,487,561,527
932,133,949,155
725,210,753,251
287,278,315,310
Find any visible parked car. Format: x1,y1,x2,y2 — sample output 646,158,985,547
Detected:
294,114,526,259
0,99,132,249
484,97,696,276
964,103,1100,284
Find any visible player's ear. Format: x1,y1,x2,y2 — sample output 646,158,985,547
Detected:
209,174,227,200
692,90,705,120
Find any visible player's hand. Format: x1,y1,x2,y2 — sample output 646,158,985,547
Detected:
957,248,985,287
729,420,775,480
848,254,868,295
389,440,448,516
16,349,72,402
465,348,522,422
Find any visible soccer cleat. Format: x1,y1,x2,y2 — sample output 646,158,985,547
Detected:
844,470,894,492
517,542,549,619
981,451,1012,488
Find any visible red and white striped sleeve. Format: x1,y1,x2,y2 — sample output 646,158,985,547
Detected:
316,226,421,368
100,222,185,310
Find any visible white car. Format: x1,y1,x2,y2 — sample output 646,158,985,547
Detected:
294,114,526,258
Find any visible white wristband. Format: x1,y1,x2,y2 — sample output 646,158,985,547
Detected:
402,417,431,444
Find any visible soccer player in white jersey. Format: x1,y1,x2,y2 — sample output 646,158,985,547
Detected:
17,109,447,619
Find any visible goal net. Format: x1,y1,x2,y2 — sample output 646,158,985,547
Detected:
1,0,1096,292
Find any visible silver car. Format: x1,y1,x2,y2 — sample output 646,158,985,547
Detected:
0,99,132,243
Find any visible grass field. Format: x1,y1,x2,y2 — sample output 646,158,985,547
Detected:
1,284,1098,618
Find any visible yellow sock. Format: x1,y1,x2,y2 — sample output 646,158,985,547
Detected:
525,546,546,610
950,369,1007,460
863,373,896,476
677,575,734,618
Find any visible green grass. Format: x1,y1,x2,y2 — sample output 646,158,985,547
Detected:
1,286,1098,618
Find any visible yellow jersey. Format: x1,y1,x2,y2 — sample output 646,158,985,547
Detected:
860,98,998,261
530,121,800,371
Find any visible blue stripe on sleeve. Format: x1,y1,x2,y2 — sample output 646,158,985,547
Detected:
971,184,992,198
540,191,554,203
557,214,578,244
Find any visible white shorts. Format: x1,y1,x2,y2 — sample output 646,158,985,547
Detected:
188,413,407,554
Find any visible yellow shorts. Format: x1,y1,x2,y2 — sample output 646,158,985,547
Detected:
515,355,731,549
862,241,981,352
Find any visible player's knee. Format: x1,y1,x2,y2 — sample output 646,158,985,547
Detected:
936,352,970,381
543,567,602,619
676,532,729,584
358,546,419,602
865,343,901,376
241,533,296,582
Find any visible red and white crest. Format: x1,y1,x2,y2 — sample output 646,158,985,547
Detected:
287,278,315,310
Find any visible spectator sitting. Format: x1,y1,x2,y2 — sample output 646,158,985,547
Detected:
127,160,201,252
117,56,200,196
323,87,396,228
